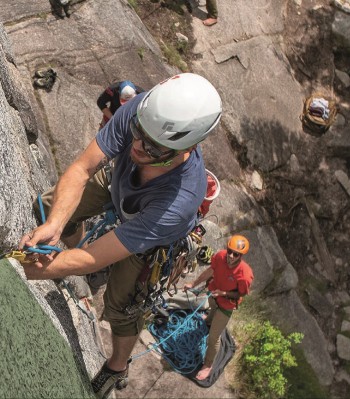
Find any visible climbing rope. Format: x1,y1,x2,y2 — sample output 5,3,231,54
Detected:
130,292,211,374
148,309,208,374
23,197,117,255
76,203,118,248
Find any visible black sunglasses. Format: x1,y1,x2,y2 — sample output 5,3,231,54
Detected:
227,248,241,257
130,115,174,159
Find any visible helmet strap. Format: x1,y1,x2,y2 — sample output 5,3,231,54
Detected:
149,150,178,167
150,159,174,167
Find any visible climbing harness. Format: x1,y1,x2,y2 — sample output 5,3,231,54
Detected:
123,246,172,318
123,223,207,319
301,92,337,136
122,169,220,319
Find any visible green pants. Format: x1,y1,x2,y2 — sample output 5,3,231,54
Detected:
205,296,232,365
35,168,111,238
206,0,218,19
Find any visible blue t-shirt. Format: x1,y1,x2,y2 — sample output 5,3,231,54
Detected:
96,93,207,254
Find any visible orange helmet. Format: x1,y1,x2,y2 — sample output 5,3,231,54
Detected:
227,235,249,255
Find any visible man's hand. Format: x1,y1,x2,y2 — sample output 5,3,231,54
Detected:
102,108,113,120
19,221,62,251
19,230,132,281
183,282,194,292
211,289,226,298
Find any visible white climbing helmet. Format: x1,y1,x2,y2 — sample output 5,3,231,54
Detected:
136,73,222,150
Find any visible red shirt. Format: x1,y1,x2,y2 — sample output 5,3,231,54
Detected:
208,250,254,310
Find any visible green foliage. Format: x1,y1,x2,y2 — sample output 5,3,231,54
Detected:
176,39,188,55
344,361,350,374
237,321,303,399
342,331,350,339
128,0,138,11
137,47,145,61
229,298,328,399
160,42,188,72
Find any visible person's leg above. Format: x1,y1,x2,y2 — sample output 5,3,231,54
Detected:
203,0,218,26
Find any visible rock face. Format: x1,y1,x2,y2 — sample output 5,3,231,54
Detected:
332,10,350,53
2,0,175,174
267,290,335,385
1,0,348,396
0,25,53,252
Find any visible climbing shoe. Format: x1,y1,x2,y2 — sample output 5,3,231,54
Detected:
33,68,57,90
91,362,129,398
33,76,56,91
34,68,56,79
197,245,214,264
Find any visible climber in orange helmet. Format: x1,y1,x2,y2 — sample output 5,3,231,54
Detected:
184,234,254,381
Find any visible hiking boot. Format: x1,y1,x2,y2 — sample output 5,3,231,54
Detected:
91,362,129,398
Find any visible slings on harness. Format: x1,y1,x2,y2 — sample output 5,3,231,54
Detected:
124,224,207,318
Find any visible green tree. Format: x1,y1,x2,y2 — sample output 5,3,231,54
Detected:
237,321,303,399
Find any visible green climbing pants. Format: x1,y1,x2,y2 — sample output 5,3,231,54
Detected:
103,254,148,336
36,168,111,237
205,297,232,365
206,0,218,19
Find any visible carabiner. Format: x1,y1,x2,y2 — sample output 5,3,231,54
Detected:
3,251,32,263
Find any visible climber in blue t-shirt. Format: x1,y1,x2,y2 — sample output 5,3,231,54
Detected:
19,73,222,396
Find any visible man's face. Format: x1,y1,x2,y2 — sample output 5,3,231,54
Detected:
130,115,175,165
226,248,242,268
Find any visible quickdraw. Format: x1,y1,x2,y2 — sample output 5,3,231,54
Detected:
0,250,32,264
123,247,170,318
124,224,207,318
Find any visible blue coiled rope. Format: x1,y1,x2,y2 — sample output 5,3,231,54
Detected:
148,309,209,374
